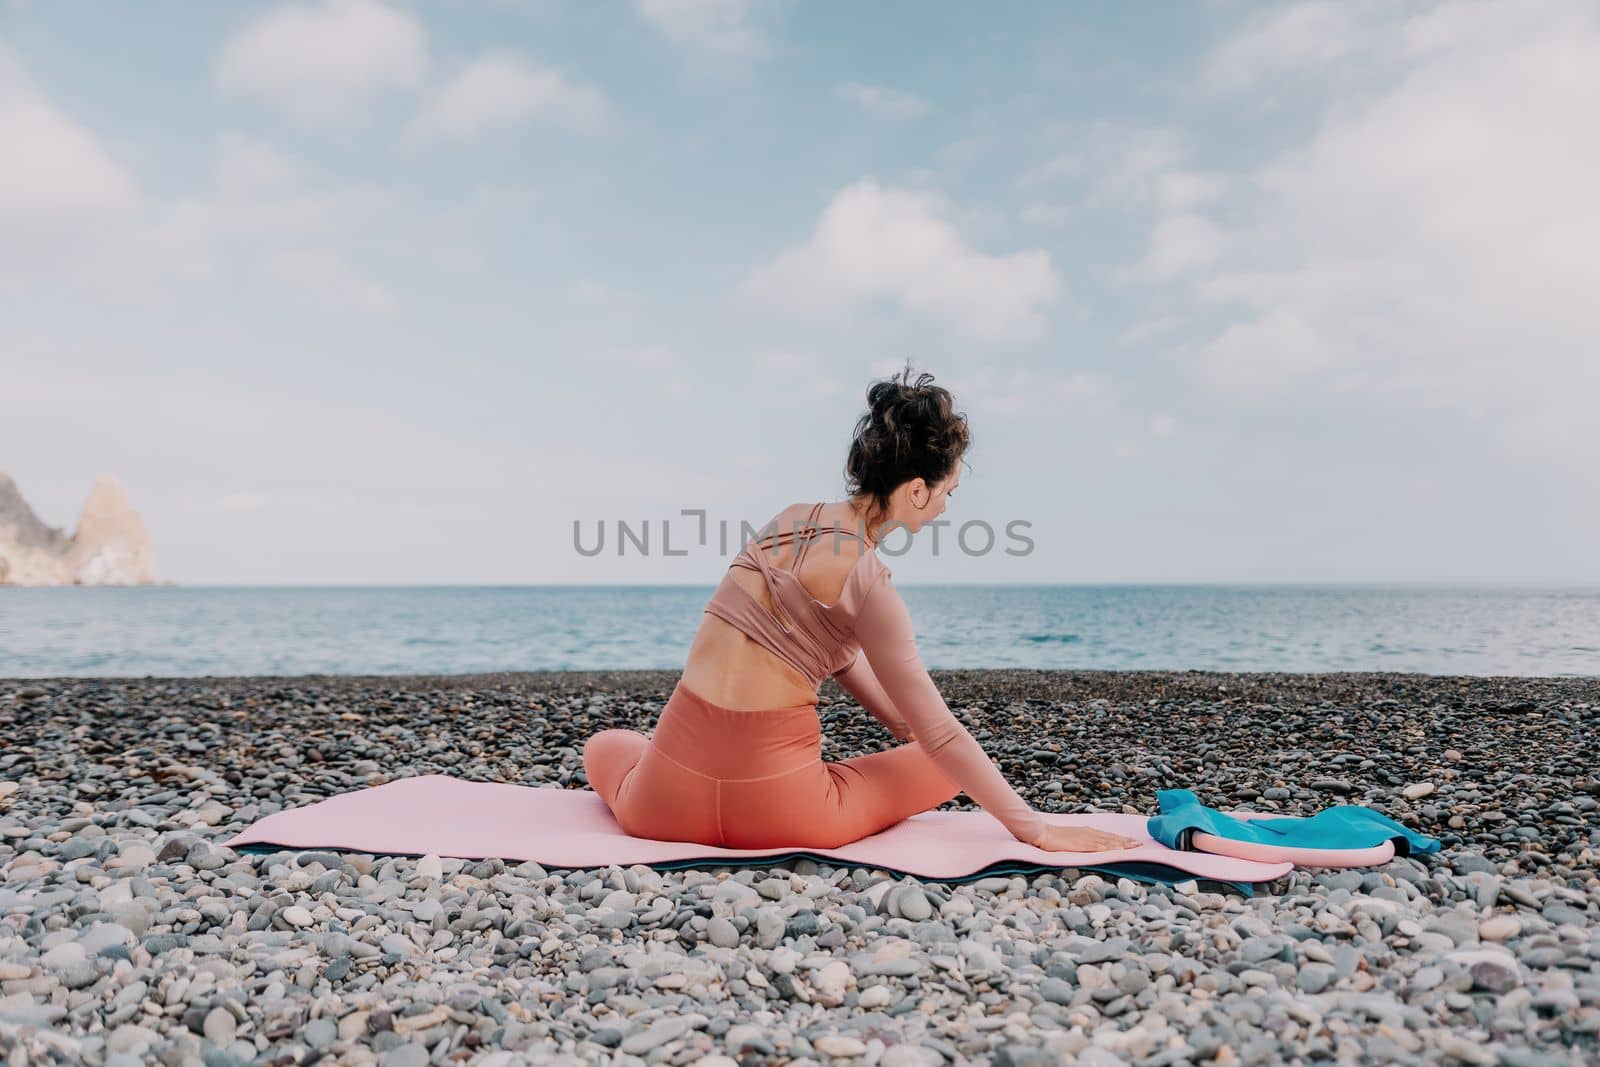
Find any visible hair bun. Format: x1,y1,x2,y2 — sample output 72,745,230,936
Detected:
845,361,970,524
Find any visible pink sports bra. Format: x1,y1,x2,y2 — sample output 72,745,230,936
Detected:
702,502,1048,848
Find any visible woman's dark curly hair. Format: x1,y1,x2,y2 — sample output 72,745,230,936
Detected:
845,360,970,537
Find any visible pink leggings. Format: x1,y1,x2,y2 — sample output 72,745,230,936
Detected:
582,681,962,849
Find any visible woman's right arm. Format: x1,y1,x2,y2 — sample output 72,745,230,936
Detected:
831,649,913,741
851,570,1050,849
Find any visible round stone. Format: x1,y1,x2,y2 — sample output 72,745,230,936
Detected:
897,889,933,922
1470,959,1520,994
814,1036,868,1057
1479,914,1521,941
380,1044,430,1067
707,917,740,948
203,1007,237,1045
1297,962,1335,994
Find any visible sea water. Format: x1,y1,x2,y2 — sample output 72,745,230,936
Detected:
2,585,1597,678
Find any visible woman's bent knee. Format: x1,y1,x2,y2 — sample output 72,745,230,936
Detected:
582,730,646,800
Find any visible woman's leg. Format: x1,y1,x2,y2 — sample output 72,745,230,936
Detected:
823,741,964,844
583,730,724,845
582,729,649,810
720,740,963,850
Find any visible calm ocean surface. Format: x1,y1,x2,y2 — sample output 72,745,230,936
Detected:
3,585,1598,679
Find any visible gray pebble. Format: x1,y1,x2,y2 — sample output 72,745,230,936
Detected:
1297,962,1336,994
5,673,1598,1067
707,917,740,948
379,1044,429,1067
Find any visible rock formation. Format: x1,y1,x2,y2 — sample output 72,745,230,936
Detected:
0,473,159,585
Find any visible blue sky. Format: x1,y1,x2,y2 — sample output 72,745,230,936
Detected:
3,0,1598,585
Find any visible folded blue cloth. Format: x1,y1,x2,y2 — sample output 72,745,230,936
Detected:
1147,789,1441,856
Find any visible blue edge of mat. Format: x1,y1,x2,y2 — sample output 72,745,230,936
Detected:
234,843,1263,897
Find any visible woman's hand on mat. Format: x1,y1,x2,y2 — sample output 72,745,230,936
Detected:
1038,825,1141,853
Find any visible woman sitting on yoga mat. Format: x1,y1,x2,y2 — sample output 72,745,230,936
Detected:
584,365,1139,854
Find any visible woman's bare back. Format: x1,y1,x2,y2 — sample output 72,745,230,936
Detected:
681,501,872,711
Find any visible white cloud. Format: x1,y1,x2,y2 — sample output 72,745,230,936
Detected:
1017,129,1232,285
1019,125,1195,197
155,172,395,312
836,82,929,119
1189,309,1340,390
1117,316,1180,346
1201,0,1384,93
1015,124,1198,235
938,137,985,165
1123,212,1228,280
752,349,844,408
216,133,301,196
1015,150,1082,187
1106,413,1181,459
215,0,429,128
0,71,398,317
406,53,610,142
634,0,766,61
1155,170,1228,211
1180,0,1600,470
740,178,1062,344
1097,127,1187,203
261,248,395,315
0,42,138,222
1018,202,1072,227
946,366,1106,420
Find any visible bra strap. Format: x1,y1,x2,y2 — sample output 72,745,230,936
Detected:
789,502,827,571
740,503,836,634
743,534,798,635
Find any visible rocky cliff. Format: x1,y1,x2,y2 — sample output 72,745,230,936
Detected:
0,473,159,585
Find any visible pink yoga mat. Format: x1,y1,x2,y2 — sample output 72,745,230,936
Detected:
224,774,1293,886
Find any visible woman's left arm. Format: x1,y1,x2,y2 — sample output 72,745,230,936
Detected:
831,649,914,740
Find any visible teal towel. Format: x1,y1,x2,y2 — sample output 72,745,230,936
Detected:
1147,788,1441,856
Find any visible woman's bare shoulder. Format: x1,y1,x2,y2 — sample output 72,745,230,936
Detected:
762,501,810,526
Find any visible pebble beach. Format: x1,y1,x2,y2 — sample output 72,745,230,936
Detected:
1,669,1596,1067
